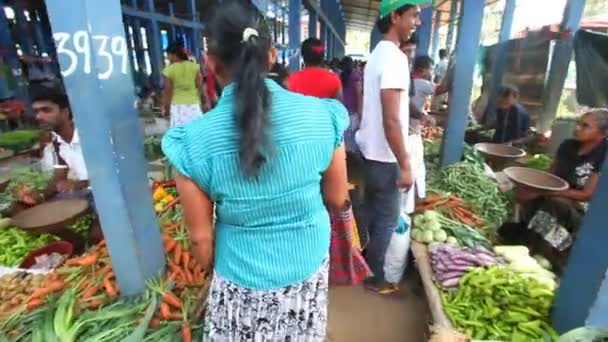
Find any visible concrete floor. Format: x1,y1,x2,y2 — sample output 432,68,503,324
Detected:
327,270,430,342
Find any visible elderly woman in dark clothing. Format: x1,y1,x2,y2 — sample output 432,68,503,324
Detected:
501,109,608,271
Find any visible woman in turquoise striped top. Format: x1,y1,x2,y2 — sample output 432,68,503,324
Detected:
161,2,349,340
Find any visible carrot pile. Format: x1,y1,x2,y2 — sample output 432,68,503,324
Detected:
0,196,209,341
416,193,485,228
24,240,119,312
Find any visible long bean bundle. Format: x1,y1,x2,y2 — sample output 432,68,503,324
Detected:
428,163,510,231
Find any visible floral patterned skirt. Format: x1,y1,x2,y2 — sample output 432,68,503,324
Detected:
204,259,329,342
170,103,201,127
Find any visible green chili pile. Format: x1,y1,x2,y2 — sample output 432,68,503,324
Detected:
0,227,59,266
442,266,559,341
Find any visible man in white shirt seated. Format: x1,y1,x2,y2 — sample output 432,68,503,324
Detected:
27,87,102,243
32,87,89,195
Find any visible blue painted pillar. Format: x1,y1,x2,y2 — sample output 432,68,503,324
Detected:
439,0,485,166
553,157,608,331
485,0,516,125
131,19,147,85
538,0,587,132
38,4,57,56
123,16,138,86
445,0,458,52
309,11,318,38
416,6,433,57
320,21,326,45
177,27,186,47
145,0,163,88
168,3,177,41
187,0,201,59
0,0,27,100
33,10,48,55
370,26,382,52
288,0,301,71
13,3,33,55
281,6,287,46
327,34,333,60
431,9,443,61
45,0,164,296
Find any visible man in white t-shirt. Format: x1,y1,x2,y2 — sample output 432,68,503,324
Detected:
356,0,424,294
24,87,103,243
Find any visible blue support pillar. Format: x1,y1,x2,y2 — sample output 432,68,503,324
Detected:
33,10,48,55
553,157,608,331
431,9,442,61
439,0,485,166
168,2,177,41
38,4,56,55
131,19,147,85
327,34,333,60
485,0,516,125
45,0,164,296
187,0,201,59
320,21,326,45
145,0,163,88
370,26,382,52
416,6,433,57
177,27,185,47
46,0,165,296
288,0,301,71
537,0,586,132
123,16,138,87
309,11,317,38
0,0,27,101
13,3,33,55
445,0,458,52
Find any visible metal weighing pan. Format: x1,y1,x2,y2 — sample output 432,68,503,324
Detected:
11,199,90,248
504,167,569,192
474,143,526,171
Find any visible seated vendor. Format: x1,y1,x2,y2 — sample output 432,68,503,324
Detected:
492,85,530,144
502,109,608,271
32,88,89,195
27,87,102,243
469,85,530,145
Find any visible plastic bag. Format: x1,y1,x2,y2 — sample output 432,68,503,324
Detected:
558,327,608,342
383,214,411,284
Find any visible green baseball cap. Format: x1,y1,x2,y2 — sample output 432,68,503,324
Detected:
379,0,428,19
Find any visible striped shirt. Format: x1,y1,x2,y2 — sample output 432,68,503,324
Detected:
162,79,348,289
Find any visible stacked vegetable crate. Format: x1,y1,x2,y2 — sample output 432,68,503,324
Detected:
415,137,560,341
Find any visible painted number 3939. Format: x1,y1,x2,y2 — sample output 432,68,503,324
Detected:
53,31,128,79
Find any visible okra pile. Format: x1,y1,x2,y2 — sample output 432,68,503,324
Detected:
441,266,559,341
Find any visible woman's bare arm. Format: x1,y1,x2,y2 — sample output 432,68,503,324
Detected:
554,173,599,202
321,144,349,211
162,76,173,116
175,173,215,269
